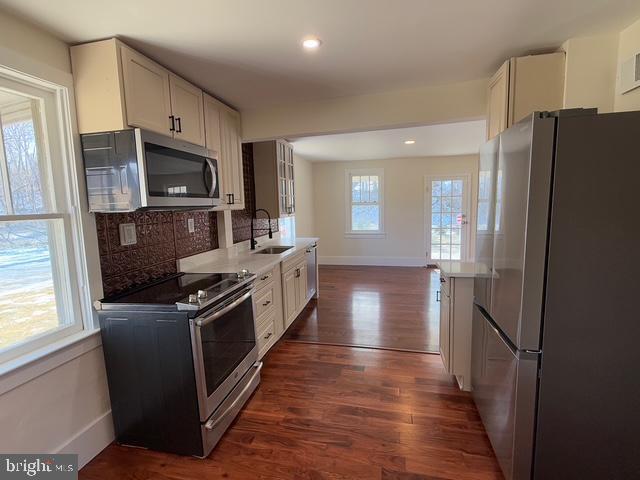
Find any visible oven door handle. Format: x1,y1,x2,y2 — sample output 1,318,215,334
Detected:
195,288,253,327
204,362,263,431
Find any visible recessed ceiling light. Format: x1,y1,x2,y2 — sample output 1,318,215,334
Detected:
404,140,416,145
302,37,322,50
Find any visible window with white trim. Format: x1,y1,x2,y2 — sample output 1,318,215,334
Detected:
345,169,384,235
0,73,85,364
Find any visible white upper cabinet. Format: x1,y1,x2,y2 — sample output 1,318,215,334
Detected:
487,61,510,140
169,74,205,146
252,139,295,218
71,39,208,147
120,46,173,136
219,106,244,209
203,93,245,209
203,93,222,154
486,52,565,139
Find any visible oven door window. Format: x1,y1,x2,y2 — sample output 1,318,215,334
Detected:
144,142,217,198
199,295,256,397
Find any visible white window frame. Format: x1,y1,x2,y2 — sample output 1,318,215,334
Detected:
424,174,472,263
345,168,385,238
0,67,94,369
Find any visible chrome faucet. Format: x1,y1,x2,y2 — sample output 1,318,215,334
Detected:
250,208,273,250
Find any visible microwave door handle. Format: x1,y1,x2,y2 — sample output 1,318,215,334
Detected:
195,288,253,327
205,158,217,198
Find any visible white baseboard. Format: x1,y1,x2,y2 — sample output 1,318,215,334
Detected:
319,256,427,267
56,410,114,469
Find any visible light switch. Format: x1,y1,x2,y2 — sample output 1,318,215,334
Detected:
188,218,195,234
119,223,137,246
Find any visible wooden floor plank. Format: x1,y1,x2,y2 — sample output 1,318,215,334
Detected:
80,342,502,480
286,266,440,352
80,266,502,479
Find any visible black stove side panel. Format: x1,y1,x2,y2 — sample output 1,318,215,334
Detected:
99,310,203,457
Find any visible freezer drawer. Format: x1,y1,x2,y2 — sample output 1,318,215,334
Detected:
471,306,538,480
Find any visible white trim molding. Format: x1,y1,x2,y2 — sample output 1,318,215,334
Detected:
55,410,114,469
0,329,101,395
319,255,427,267
344,232,387,239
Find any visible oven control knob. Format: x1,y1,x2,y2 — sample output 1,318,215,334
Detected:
188,294,198,303
237,269,249,279
197,289,207,299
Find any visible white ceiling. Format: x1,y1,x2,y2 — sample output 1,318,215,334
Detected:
1,0,640,110
291,120,486,162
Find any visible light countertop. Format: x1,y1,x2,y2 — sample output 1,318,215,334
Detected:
436,260,489,278
179,237,319,275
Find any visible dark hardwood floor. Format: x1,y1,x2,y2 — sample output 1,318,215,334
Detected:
286,265,441,352
80,341,503,480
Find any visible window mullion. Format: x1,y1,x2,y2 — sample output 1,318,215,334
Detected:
0,114,15,214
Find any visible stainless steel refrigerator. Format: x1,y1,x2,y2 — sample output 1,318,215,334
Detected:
472,109,640,480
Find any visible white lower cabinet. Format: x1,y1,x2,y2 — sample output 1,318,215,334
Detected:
253,264,283,360
252,246,318,360
438,274,474,391
282,254,308,329
439,287,451,373
282,268,298,327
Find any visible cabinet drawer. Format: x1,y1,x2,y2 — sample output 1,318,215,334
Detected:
257,312,276,358
282,251,305,273
254,284,275,320
255,266,276,291
440,275,451,297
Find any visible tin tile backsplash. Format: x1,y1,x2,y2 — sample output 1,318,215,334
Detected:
96,210,218,297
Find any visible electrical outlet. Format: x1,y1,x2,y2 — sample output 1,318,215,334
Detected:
188,218,195,234
119,223,137,246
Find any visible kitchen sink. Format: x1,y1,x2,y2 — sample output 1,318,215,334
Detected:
255,246,294,254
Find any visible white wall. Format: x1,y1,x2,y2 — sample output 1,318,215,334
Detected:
293,154,315,237
615,17,640,111
560,16,640,114
0,9,112,467
241,78,488,141
312,155,479,266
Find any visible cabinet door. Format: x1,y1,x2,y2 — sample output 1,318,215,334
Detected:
169,74,205,146
296,262,307,307
439,290,451,373
220,107,244,209
508,52,565,126
120,47,172,135
276,141,288,216
487,60,510,140
286,144,295,215
203,94,222,154
282,269,298,327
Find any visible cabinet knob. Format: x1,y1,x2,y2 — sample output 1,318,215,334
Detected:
169,115,176,132
264,332,273,340
175,117,182,133
262,300,271,306
436,291,440,302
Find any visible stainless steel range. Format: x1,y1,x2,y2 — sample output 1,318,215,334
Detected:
95,270,261,457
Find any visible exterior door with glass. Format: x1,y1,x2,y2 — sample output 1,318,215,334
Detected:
426,176,471,262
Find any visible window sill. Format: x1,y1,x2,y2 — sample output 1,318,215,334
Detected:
0,328,101,395
344,232,387,239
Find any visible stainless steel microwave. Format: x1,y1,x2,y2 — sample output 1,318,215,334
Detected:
81,129,220,212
